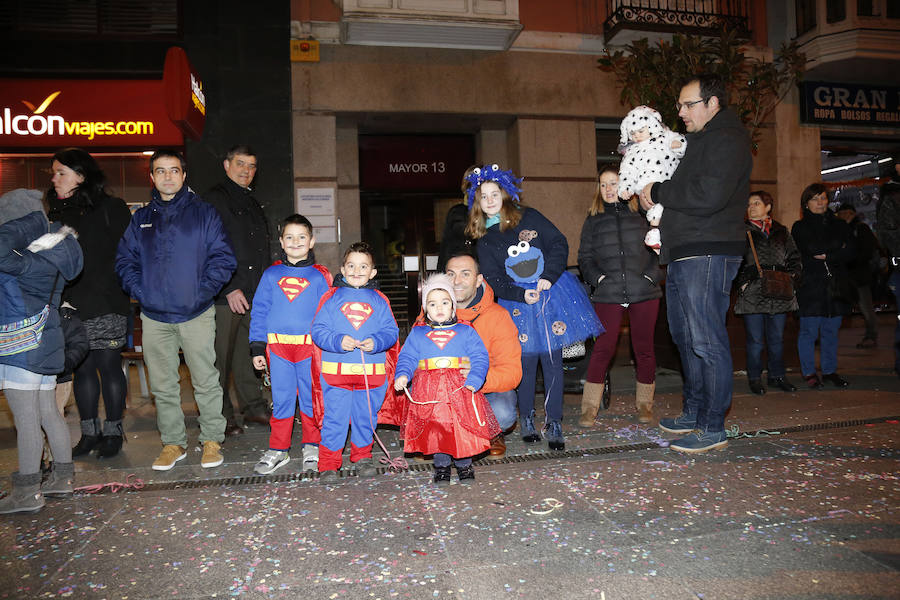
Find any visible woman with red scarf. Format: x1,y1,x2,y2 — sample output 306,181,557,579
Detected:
734,191,802,395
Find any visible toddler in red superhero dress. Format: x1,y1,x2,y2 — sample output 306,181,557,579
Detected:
394,273,500,483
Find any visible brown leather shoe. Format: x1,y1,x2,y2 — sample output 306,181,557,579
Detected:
487,434,506,459
224,422,244,437
243,413,271,427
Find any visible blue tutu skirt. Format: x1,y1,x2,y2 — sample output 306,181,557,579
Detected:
498,271,604,356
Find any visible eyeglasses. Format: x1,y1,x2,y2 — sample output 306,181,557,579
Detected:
675,98,706,111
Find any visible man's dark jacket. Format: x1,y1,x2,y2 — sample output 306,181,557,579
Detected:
650,107,752,265
204,178,270,304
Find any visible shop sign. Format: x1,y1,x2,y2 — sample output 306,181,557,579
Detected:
163,47,206,140
801,81,900,128
0,79,184,148
359,135,475,191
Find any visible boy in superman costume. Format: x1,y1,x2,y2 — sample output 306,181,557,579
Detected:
249,214,331,475
311,241,399,481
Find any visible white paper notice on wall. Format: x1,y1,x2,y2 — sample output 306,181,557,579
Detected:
307,215,337,243
296,188,335,216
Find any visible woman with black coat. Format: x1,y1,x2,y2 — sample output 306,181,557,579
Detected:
734,191,801,395
577,165,662,426
790,183,856,389
48,148,133,457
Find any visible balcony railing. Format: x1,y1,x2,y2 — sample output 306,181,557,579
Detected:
604,0,750,43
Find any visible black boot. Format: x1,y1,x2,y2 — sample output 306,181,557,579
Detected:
97,421,124,458
72,418,101,457
456,464,475,484
72,435,100,457
748,378,766,395
767,376,797,392
433,465,451,485
96,435,123,458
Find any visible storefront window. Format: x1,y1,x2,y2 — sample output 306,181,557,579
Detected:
0,154,151,206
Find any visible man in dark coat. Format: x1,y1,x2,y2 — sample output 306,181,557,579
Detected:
204,145,272,436
836,202,880,347
640,73,752,454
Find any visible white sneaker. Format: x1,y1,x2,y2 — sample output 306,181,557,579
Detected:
301,445,319,471
254,450,289,475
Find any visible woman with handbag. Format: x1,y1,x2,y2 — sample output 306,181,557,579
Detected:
48,148,133,458
577,165,662,425
0,189,83,515
791,183,856,389
734,191,801,395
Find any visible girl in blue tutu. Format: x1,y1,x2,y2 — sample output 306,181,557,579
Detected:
464,164,602,451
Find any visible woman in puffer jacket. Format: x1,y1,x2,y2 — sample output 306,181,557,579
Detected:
577,165,662,426
734,191,801,395
0,189,83,515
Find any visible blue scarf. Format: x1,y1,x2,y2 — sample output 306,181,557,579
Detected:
485,214,500,229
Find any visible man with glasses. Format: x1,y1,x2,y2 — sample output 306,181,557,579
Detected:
639,74,752,453
116,149,236,470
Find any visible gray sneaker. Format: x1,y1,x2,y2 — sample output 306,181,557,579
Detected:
254,450,289,475
301,445,319,471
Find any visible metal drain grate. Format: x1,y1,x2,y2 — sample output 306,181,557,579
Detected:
85,415,900,495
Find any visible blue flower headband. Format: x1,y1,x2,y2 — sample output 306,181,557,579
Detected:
465,164,523,209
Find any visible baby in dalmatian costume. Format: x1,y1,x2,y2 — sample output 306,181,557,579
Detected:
616,105,686,253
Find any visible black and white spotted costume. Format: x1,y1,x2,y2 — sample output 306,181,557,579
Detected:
617,105,686,201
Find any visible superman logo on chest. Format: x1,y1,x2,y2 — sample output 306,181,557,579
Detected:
426,328,456,350
278,276,310,302
340,302,374,330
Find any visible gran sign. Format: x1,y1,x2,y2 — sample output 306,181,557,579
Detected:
0,79,184,149
801,81,900,127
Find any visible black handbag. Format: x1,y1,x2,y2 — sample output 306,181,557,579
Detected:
747,231,794,301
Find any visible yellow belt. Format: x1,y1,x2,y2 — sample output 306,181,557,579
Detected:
417,356,470,371
321,361,385,375
267,333,312,345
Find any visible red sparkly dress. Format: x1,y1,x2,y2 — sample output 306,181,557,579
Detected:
394,321,500,458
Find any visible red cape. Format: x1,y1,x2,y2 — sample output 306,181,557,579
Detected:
310,285,402,428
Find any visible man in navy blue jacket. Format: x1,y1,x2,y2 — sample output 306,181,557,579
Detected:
116,149,237,471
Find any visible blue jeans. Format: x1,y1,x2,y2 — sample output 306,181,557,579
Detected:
889,270,900,374
485,390,518,431
666,255,741,432
797,316,842,376
742,313,787,379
